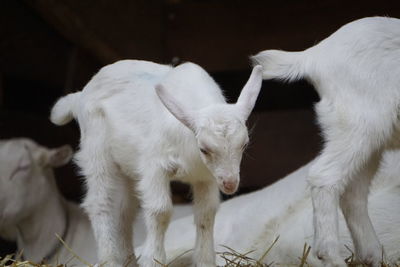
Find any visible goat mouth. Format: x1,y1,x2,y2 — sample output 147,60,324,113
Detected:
219,184,238,195
0,215,6,228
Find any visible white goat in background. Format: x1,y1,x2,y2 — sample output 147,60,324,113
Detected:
51,60,263,267
0,138,98,265
0,138,194,265
252,16,400,266
161,150,400,267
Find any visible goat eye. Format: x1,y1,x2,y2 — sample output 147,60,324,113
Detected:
9,165,30,180
18,165,30,171
200,148,210,156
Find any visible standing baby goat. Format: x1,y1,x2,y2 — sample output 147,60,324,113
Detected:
252,17,400,267
51,60,263,267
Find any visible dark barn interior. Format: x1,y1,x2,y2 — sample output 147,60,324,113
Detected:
1,0,399,258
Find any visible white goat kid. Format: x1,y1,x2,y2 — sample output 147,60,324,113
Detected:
0,138,97,265
252,17,400,266
50,60,263,267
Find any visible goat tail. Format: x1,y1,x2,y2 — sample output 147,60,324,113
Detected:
250,50,308,82
50,92,81,126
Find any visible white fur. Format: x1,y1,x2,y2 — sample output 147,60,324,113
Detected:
0,138,98,265
252,16,400,266
50,60,263,267
160,150,400,266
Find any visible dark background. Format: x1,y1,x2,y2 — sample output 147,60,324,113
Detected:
1,0,399,257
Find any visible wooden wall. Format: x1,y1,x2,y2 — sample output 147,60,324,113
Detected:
2,0,399,91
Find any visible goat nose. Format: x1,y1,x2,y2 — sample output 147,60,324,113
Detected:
222,180,238,193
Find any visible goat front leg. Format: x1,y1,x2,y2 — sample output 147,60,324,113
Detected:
138,168,173,267
310,181,344,267
340,152,384,266
192,179,219,267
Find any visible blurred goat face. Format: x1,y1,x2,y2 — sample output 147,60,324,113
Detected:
156,65,263,195
0,139,43,227
0,139,72,228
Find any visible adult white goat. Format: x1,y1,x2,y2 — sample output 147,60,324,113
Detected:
50,60,263,267
0,138,98,265
161,150,400,267
252,17,400,266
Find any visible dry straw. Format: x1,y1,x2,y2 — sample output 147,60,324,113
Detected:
0,235,398,267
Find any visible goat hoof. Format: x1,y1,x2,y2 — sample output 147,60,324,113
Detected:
315,251,345,267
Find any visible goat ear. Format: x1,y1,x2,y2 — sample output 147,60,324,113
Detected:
155,84,197,132
236,65,263,121
47,145,73,168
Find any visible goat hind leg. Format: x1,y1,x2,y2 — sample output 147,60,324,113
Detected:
82,168,137,266
340,153,384,267
309,130,383,267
